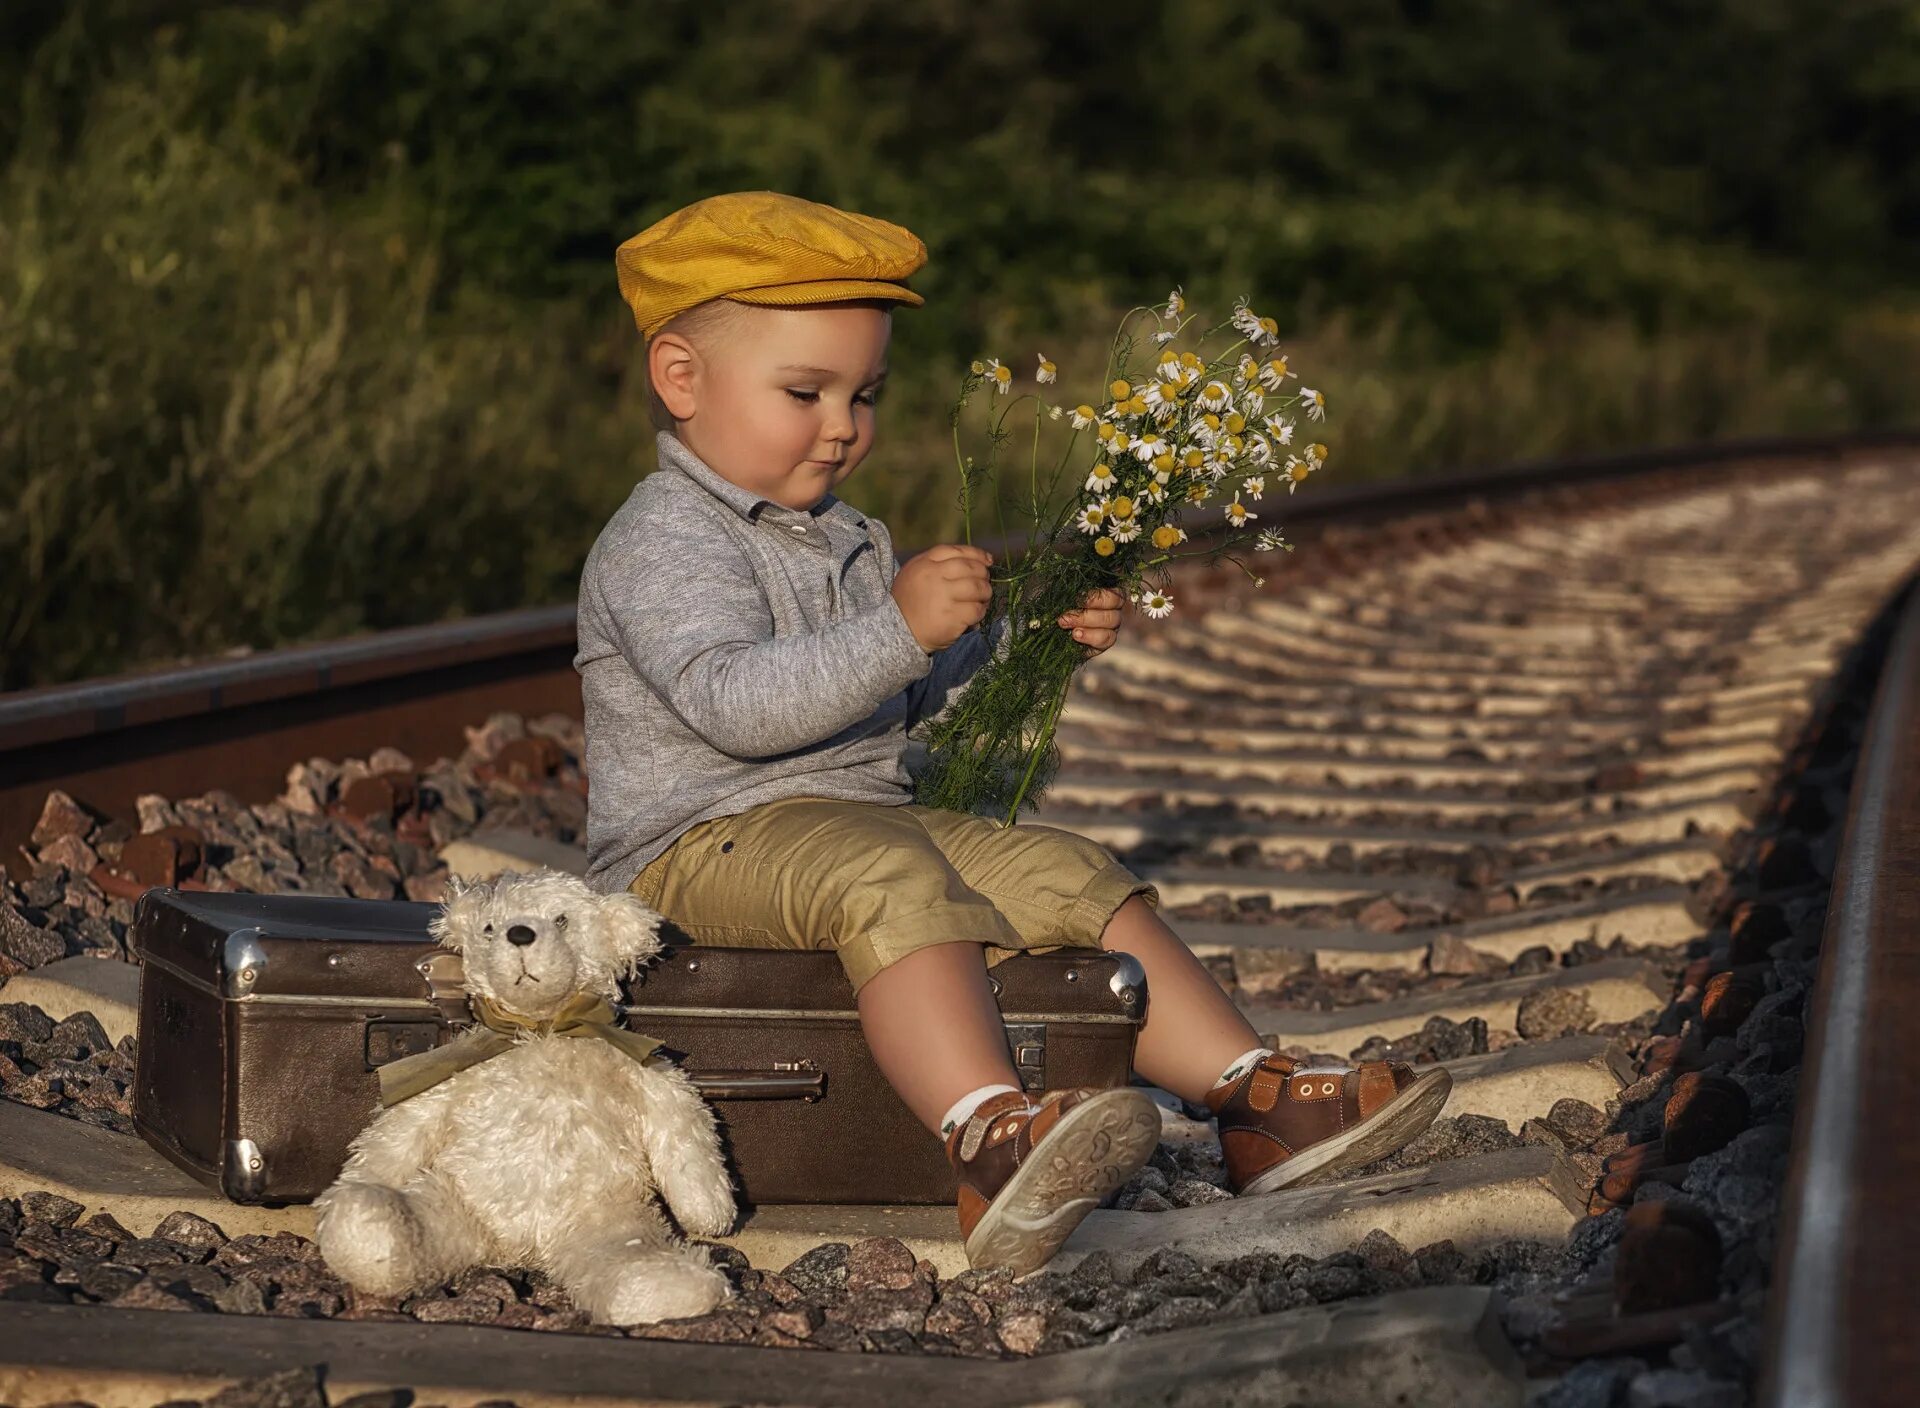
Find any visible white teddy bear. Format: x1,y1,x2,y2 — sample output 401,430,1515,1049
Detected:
314,868,737,1326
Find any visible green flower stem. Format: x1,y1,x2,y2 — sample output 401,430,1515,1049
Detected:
1002,659,1075,827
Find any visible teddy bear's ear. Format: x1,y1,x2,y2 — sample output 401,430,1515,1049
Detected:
428,874,491,952
585,891,666,979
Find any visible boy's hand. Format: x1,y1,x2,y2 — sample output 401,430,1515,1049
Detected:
893,544,994,653
1058,587,1127,656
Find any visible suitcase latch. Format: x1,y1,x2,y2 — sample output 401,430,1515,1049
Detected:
1005,1023,1047,1091
366,1020,444,1069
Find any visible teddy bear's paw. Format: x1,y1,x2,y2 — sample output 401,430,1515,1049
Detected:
669,1182,738,1239
314,1182,437,1297
596,1253,732,1326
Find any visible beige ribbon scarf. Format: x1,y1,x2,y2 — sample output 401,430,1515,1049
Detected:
376,992,665,1107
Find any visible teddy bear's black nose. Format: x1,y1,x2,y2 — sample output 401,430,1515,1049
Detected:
505,924,537,947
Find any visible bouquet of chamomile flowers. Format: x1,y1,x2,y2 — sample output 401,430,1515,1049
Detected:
911,288,1331,823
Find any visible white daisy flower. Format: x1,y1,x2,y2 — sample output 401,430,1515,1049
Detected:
983,358,1014,395
1084,460,1118,494
1129,431,1167,462
1258,356,1292,391
1068,404,1098,429
1284,456,1314,493
1075,499,1111,535
1035,353,1057,384
1298,387,1327,420
1164,287,1185,319
1225,497,1257,527
1136,587,1175,619
1239,386,1265,417
1195,381,1232,412
1049,404,1064,419
1245,434,1273,467
1242,474,1267,499
1263,413,1295,444
1144,481,1168,505
1255,527,1292,552
1111,517,1143,543
1232,353,1259,386
1150,329,1177,345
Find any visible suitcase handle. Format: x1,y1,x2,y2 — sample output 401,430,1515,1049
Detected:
689,1063,825,1103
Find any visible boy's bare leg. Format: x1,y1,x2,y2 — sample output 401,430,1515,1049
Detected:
1099,894,1265,1104
857,941,1025,1134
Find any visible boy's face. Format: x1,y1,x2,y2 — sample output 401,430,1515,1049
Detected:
661,302,891,513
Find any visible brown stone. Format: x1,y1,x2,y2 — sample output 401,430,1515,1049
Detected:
1356,898,1409,934
35,832,100,876
31,791,96,849
339,771,419,825
116,826,206,887
1426,934,1487,976
493,736,564,784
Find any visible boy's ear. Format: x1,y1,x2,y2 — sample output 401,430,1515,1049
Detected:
650,332,700,422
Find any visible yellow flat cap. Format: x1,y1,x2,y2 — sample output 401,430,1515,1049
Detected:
615,190,927,339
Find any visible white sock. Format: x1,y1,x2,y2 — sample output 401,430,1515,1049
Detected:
940,1083,1025,1139
1212,1047,1275,1091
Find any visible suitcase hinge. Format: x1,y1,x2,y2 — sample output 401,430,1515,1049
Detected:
224,1138,268,1202
417,951,470,1023
1005,1023,1047,1091
222,930,269,998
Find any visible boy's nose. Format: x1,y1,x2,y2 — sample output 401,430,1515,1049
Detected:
506,924,537,946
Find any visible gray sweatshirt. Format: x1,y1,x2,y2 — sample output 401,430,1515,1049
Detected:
574,430,1009,895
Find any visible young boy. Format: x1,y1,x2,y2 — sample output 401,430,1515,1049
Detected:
577,191,1451,1275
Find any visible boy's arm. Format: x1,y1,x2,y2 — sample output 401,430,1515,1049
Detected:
596,514,933,760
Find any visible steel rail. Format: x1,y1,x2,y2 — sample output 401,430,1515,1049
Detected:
3,428,1914,865
1758,574,1920,1408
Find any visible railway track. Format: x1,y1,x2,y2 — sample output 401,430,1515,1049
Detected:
1,432,1917,1406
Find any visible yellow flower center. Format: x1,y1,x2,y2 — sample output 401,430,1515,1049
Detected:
1110,496,1135,518
1125,396,1148,415
1201,413,1221,431
1308,442,1328,461
1094,536,1116,557
1269,358,1288,377
1109,379,1132,400
1204,382,1228,402
993,365,1012,384
1180,351,1203,369
1291,462,1311,480
1153,525,1181,549
1225,412,1246,433
1258,316,1278,336
1091,460,1114,481
969,360,985,375
1183,449,1205,468
1158,349,1177,365
1096,422,1116,440
1153,452,1175,471
1075,404,1095,421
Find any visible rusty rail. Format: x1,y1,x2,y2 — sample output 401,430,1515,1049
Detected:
4,428,1916,869
1759,574,1920,1408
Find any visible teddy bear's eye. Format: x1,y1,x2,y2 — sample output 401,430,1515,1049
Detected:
555,913,569,929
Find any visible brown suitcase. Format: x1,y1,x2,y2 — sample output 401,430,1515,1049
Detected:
131,887,1146,1207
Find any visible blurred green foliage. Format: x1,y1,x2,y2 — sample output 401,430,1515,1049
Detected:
4,0,1919,687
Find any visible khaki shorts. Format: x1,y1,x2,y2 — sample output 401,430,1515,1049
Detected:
628,796,1160,994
